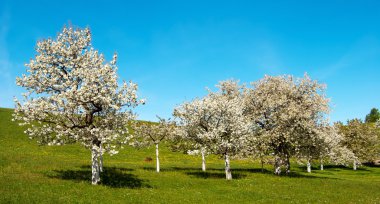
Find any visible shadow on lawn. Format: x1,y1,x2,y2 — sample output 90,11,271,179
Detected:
285,172,337,179
141,166,336,179
234,167,336,179
142,166,270,173
233,168,273,174
186,171,247,179
46,166,151,188
141,166,247,179
362,162,379,167
141,166,232,172
319,164,371,172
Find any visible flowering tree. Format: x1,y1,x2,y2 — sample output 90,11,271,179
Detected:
172,98,213,172
336,119,379,170
187,147,210,172
323,124,357,167
13,26,144,185
132,117,176,172
169,123,212,172
296,125,355,173
174,80,251,180
237,127,270,172
244,74,330,175
311,126,338,171
294,125,329,173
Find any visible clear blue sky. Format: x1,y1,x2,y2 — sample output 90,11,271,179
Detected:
1,0,380,122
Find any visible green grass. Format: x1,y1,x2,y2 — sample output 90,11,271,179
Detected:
1,108,379,203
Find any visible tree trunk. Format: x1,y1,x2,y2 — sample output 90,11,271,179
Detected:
201,148,206,172
156,143,160,173
353,160,357,170
91,144,100,185
307,159,311,173
224,154,232,180
261,158,264,172
284,155,290,174
274,156,281,175
99,144,103,172
320,160,324,171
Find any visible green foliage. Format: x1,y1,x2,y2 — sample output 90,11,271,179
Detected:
337,119,380,163
1,108,380,203
365,108,380,123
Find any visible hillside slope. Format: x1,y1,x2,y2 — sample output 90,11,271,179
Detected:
0,108,379,203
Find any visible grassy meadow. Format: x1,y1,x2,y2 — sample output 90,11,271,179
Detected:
0,108,379,203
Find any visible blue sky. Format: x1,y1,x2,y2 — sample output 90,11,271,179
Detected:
1,0,380,122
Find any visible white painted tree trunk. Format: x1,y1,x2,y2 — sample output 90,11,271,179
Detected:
274,157,281,175
353,160,357,170
320,160,324,171
201,149,206,172
285,155,290,174
99,144,103,172
307,160,311,173
225,154,232,180
156,143,160,173
91,144,100,185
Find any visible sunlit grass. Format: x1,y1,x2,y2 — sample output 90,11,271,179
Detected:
1,108,379,203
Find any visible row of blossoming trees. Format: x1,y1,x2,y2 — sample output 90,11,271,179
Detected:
169,77,358,179
14,26,379,184
141,77,378,180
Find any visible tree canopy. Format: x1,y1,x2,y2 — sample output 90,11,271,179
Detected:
13,25,144,184
365,108,380,123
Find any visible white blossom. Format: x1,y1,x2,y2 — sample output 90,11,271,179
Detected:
174,80,251,179
13,25,143,185
244,74,330,174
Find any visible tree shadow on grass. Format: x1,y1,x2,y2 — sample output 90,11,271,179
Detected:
80,165,135,172
186,171,247,179
228,167,335,179
232,168,337,179
284,172,337,179
142,166,176,172
178,167,274,176
320,164,371,172
141,166,229,172
140,166,338,179
233,168,273,174
46,166,151,188
142,166,266,173
311,164,348,170
141,166,247,179
362,162,380,168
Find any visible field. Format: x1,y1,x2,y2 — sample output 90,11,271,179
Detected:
0,108,379,203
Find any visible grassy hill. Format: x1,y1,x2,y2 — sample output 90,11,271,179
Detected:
0,108,379,203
